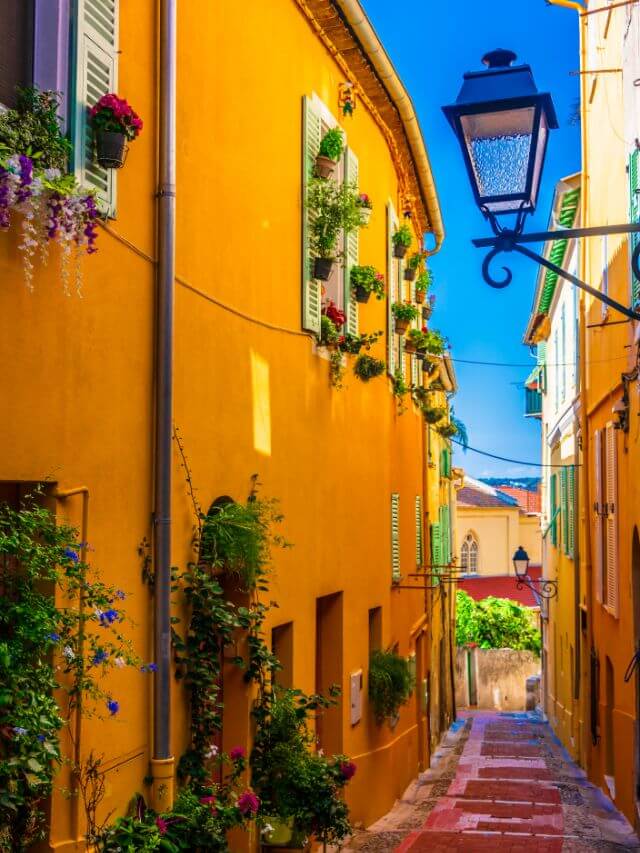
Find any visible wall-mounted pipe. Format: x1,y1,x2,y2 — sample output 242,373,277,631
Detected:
151,0,177,811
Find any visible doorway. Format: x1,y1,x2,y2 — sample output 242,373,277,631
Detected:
315,592,343,755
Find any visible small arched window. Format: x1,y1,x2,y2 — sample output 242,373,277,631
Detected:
461,532,479,574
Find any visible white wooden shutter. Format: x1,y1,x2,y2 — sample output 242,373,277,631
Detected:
391,493,400,581
344,148,359,336
386,202,398,376
74,0,119,215
415,495,423,567
302,96,322,334
594,429,604,603
605,424,619,615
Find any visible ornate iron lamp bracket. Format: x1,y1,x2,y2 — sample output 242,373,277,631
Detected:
515,572,558,601
472,213,640,322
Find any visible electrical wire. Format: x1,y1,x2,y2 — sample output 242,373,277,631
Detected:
448,435,579,468
450,354,629,368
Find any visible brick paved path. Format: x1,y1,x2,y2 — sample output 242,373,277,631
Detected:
346,711,640,852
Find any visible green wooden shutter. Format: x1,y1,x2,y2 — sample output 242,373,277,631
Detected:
629,150,640,306
386,202,398,376
440,505,450,566
415,495,423,567
431,522,441,572
567,465,575,559
391,493,400,582
74,0,119,216
344,148,359,336
560,467,568,554
550,473,558,547
302,96,322,334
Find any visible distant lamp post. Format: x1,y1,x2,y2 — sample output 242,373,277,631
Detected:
512,545,557,601
442,50,640,320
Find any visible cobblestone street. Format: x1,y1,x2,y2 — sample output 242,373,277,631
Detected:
346,712,640,852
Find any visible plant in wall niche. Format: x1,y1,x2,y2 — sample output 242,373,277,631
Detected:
368,649,416,725
89,93,143,169
415,269,432,304
339,329,383,355
354,353,385,382
350,264,384,303
0,87,100,292
315,127,344,178
252,688,354,848
308,178,366,280
404,251,423,282
392,223,412,258
391,301,420,335
355,192,373,224
391,368,412,415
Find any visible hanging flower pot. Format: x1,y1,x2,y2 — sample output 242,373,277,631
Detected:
95,130,127,168
359,205,372,225
355,284,371,303
394,317,410,335
392,224,412,259
403,339,417,354
315,128,344,179
391,302,419,337
422,304,433,320
404,267,416,282
314,257,335,280
415,289,426,304
315,154,337,179
393,243,408,259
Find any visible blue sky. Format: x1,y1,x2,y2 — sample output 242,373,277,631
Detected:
362,0,581,477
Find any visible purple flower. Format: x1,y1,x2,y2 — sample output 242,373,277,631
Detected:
47,633,60,642
140,662,157,673
99,608,119,627
115,589,126,600
37,734,46,743
237,790,260,816
64,547,79,563
92,649,108,666
107,699,120,716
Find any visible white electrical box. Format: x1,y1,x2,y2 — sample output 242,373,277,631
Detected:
350,669,363,725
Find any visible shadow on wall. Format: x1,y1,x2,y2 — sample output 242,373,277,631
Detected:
455,647,541,711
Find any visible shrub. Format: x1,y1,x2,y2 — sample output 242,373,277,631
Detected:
391,302,420,323
318,127,344,162
456,591,541,655
354,354,385,381
368,649,415,723
392,223,412,249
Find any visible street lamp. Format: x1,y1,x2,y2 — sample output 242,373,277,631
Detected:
443,51,640,320
511,545,557,601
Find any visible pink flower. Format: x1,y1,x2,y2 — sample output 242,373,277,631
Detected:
237,789,260,816
340,760,357,781
230,746,246,761
155,817,168,836
200,795,216,806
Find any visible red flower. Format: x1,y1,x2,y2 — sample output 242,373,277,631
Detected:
230,746,246,761
323,300,346,329
237,789,260,816
339,760,357,781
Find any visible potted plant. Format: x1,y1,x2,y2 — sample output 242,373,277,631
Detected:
368,649,416,725
422,328,447,360
308,178,364,280
319,303,345,351
422,293,436,318
420,404,447,424
404,252,422,282
340,329,383,355
415,270,432,304
356,193,373,225
391,302,419,335
403,328,425,355
392,224,412,258
315,127,344,178
350,265,385,303
89,93,142,168
354,354,386,382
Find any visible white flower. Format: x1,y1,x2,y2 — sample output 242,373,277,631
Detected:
318,748,324,756
204,744,219,759
94,607,104,620
63,646,75,661
261,824,274,836
114,656,126,668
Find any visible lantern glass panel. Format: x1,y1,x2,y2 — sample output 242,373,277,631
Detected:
460,106,536,211
513,557,529,576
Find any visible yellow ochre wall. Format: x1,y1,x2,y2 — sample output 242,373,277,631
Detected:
456,506,542,576
0,1,453,848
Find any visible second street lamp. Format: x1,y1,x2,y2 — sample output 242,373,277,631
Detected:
443,50,640,321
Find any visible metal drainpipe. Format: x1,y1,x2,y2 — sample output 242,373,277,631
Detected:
151,0,177,812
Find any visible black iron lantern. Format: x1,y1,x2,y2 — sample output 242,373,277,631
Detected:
512,545,530,579
442,49,558,217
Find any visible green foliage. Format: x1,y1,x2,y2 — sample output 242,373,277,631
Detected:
456,591,541,655
251,689,353,846
368,649,415,723
320,315,340,347
0,88,71,171
407,251,423,271
420,404,447,424
350,264,385,299
354,354,386,382
340,329,383,355
391,302,420,323
421,329,447,355
392,224,412,249
407,328,427,348
96,815,162,852
415,269,433,294
307,178,365,259
318,128,344,162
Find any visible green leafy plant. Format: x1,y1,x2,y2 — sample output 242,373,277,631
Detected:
421,329,447,355
320,315,340,348
368,649,415,723
420,404,447,424
354,354,386,381
340,329,383,355
407,252,423,271
392,224,412,250
391,369,412,415
456,591,541,655
0,88,71,170
415,269,433,295
406,328,427,349
391,302,420,323
318,127,344,162
350,264,385,299
307,178,364,260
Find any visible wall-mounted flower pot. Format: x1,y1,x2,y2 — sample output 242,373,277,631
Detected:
404,267,416,282
422,305,433,320
261,816,295,847
416,351,426,361
358,206,372,225
403,340,417,354
393,244,408,259
415,290,425,304
313,257,334,280
355,285,371,303
315,155,337,178
394,318,410,335
95,130,127,168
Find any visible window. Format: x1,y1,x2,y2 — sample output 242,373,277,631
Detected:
628,149,640,307
272,622,293,689
415,496,423,567
560,304,566,403
594,426,619,614
391,493,400,581
460,532,479,574
0,1,34,107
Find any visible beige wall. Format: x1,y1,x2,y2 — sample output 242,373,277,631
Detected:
455,648,541,711
456,507,541,575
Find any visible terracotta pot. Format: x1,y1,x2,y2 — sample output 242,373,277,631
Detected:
315,154,336,178
95,130,127,168
358,206,372,225
313,257,334,280
415,290,425,304
394,317,410,335
416,349,426,361
355,285,371,303
403,340,417,354
422,305,433,320
404,267,416,282
393,243,408,259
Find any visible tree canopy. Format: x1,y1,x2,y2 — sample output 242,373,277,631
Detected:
456,590,541,655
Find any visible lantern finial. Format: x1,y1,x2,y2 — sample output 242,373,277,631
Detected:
482,49,517,69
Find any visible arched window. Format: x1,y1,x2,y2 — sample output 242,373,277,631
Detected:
461,532,479,574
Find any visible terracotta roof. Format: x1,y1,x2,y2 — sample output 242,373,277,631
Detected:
457,567,542,608
494,485,542,514
457,485,518,509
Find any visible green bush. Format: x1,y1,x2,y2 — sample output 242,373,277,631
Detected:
354,354,385,381
318,127,344,162
456,590,541,655
0,87,71,170
368,649,415,723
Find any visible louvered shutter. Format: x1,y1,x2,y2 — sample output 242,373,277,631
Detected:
431,522,441,571
344,148,359,336
550,474,558,547
594,429,604,603
442,506,450,565
560,467,568,554
302,97,322,334
391,493,400,582
386,202,398,376
398,255,406,380
567,465,575,559
629,150,640,306
415,496,423,567
74,0,119,215
605,424,618,615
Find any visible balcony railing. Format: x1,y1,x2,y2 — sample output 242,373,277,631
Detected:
525,387,543,418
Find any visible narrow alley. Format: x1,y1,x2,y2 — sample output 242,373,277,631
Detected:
347,712,640,852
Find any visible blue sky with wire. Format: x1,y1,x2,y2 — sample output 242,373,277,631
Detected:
362,0,581,477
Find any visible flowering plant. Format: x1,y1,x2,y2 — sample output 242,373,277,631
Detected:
340,329,383,355
391,301,420,323
89,93,143,140
322,300,346,329
356,192,372,209
350,264,384,299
